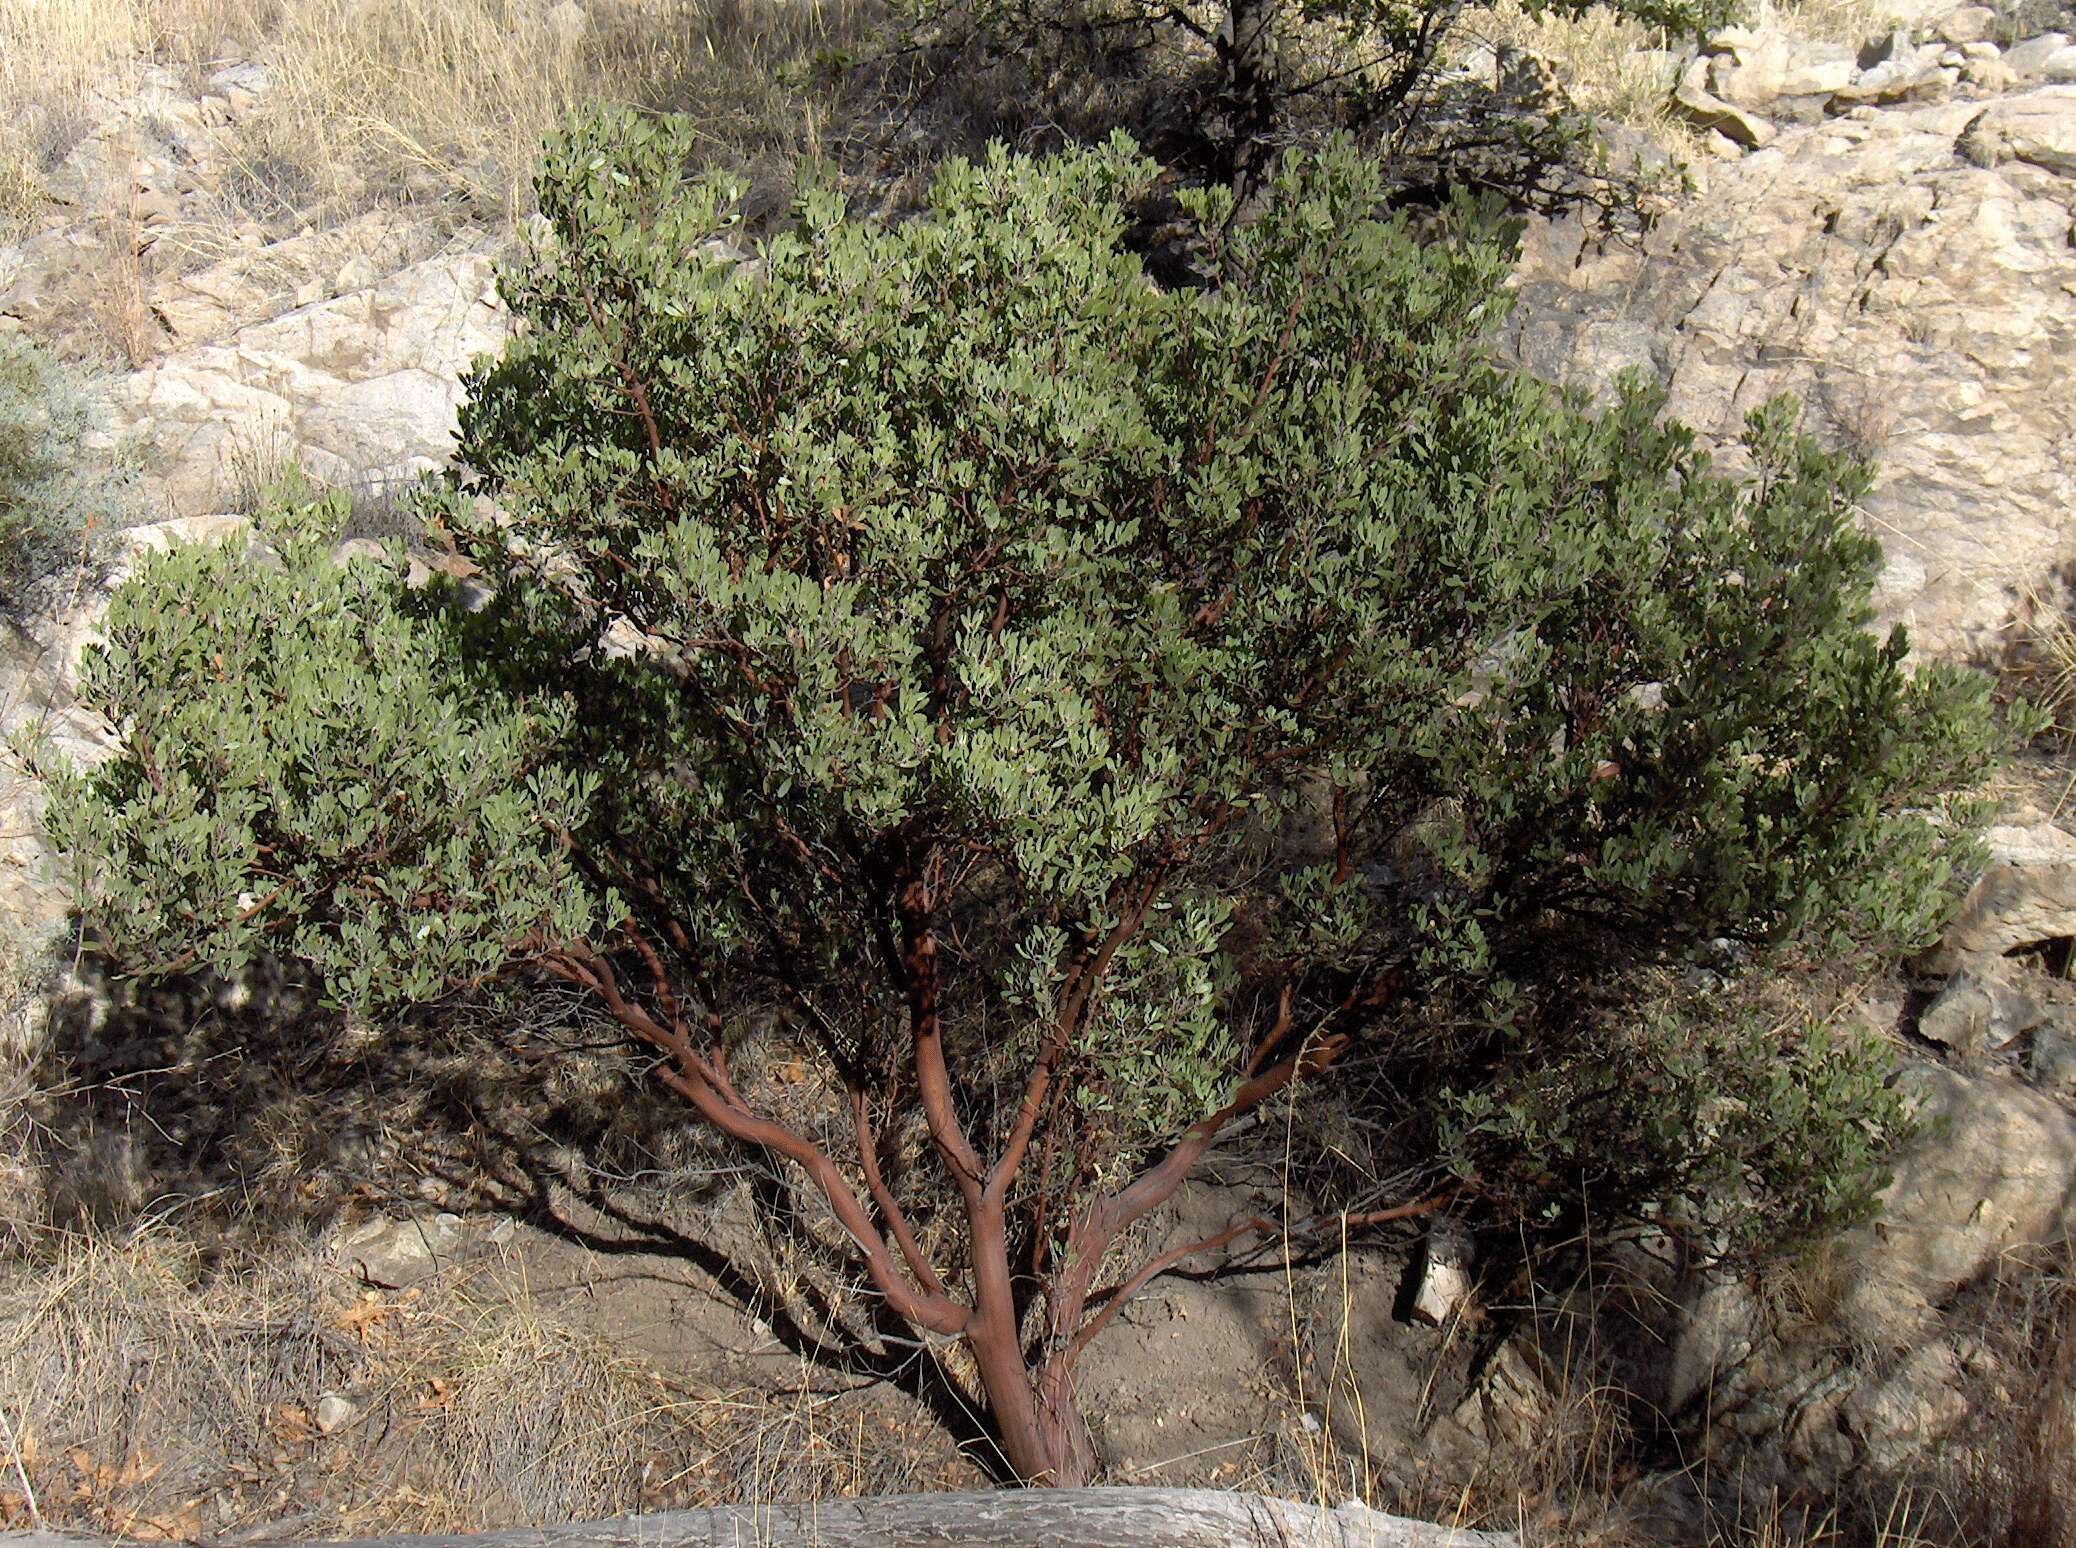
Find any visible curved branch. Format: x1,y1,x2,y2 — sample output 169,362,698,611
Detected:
853,1087,952,1302
899,882,989,1194
1064,1188,1461,1368
542,946,971,1339
1064,1215,1270,1365
1079,1026,1352,1259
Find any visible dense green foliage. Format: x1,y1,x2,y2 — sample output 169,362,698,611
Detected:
46,111,2000,1479
0,334,128,607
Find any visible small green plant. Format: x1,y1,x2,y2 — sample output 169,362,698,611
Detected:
46,112,2004,1485
0,335,129,609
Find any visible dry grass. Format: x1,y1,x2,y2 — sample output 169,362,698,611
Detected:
1465,0,1907,145
0,951,972,1535
1,0,878,244
2005,581,2076,741
1469,1,1691,137
284,0,879,216
0,1231,961,1538
0,929,58,1256
1775,0,1904,48
0,1,272,224
0,0,131,228
1893,1245,2076,1548
254,0,681,220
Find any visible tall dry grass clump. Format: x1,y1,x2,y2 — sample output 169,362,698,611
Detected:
258,0,663,219
1467,0,1690,134
0,0,136,226
2,0,878,240
0,0,283,229
251,0,875,217
2003,579,2076,746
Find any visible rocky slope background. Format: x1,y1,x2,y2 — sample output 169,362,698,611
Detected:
2,0,2076,1544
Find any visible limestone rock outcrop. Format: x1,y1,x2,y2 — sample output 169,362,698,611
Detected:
1509,84,2076,662
107,250,505,515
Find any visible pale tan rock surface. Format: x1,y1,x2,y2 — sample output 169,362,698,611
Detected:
1509,86,2076,661
109,250,506,514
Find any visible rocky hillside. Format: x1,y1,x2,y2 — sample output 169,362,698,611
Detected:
1,0,2075,1541
1509,6,2076,664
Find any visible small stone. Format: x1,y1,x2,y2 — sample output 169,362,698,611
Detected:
1917,961,2044,1057
1920,976,1991,1055
2003,32,2071,78
314,1393,356,1433
206,60,273,104
130,187,179,226
1936,6,1997,45
333,537,390,566
2031,1021,2076,1096
1406,1218,1475,1325
334,254,379,292
1677,55,1778,147
1834,31,1941,103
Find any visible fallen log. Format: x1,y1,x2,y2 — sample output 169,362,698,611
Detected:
1,1488,1511,1548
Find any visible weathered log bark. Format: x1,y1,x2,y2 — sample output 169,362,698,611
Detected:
0,1489,1514,1548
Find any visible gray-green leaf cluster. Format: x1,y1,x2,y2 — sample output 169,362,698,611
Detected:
0,334,130,607
46,114,2004,1474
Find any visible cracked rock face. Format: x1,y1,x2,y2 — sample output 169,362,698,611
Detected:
106,249,506,515
1506,86,2076,663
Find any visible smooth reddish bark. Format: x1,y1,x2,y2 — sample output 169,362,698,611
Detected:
540,906,1424,1487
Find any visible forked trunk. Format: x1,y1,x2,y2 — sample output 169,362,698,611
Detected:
962,1191,1100,1484
965,1316,1099,1485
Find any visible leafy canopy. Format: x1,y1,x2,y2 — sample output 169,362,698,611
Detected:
50,114,1999,1286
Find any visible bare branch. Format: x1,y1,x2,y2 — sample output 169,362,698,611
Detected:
900,878,989,1194
1064,1214,1270,1365
853,1086,953,1302
541,946,972,1338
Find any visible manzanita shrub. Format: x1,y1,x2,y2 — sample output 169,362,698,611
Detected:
46,110,2002,1484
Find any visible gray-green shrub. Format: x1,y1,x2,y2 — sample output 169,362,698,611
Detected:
44,113,2001,1484
0,334,128,607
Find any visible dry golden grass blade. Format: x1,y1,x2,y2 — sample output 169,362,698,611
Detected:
0,1230,969,1538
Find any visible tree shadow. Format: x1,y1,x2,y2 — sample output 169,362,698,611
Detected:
25,951,1008,1479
